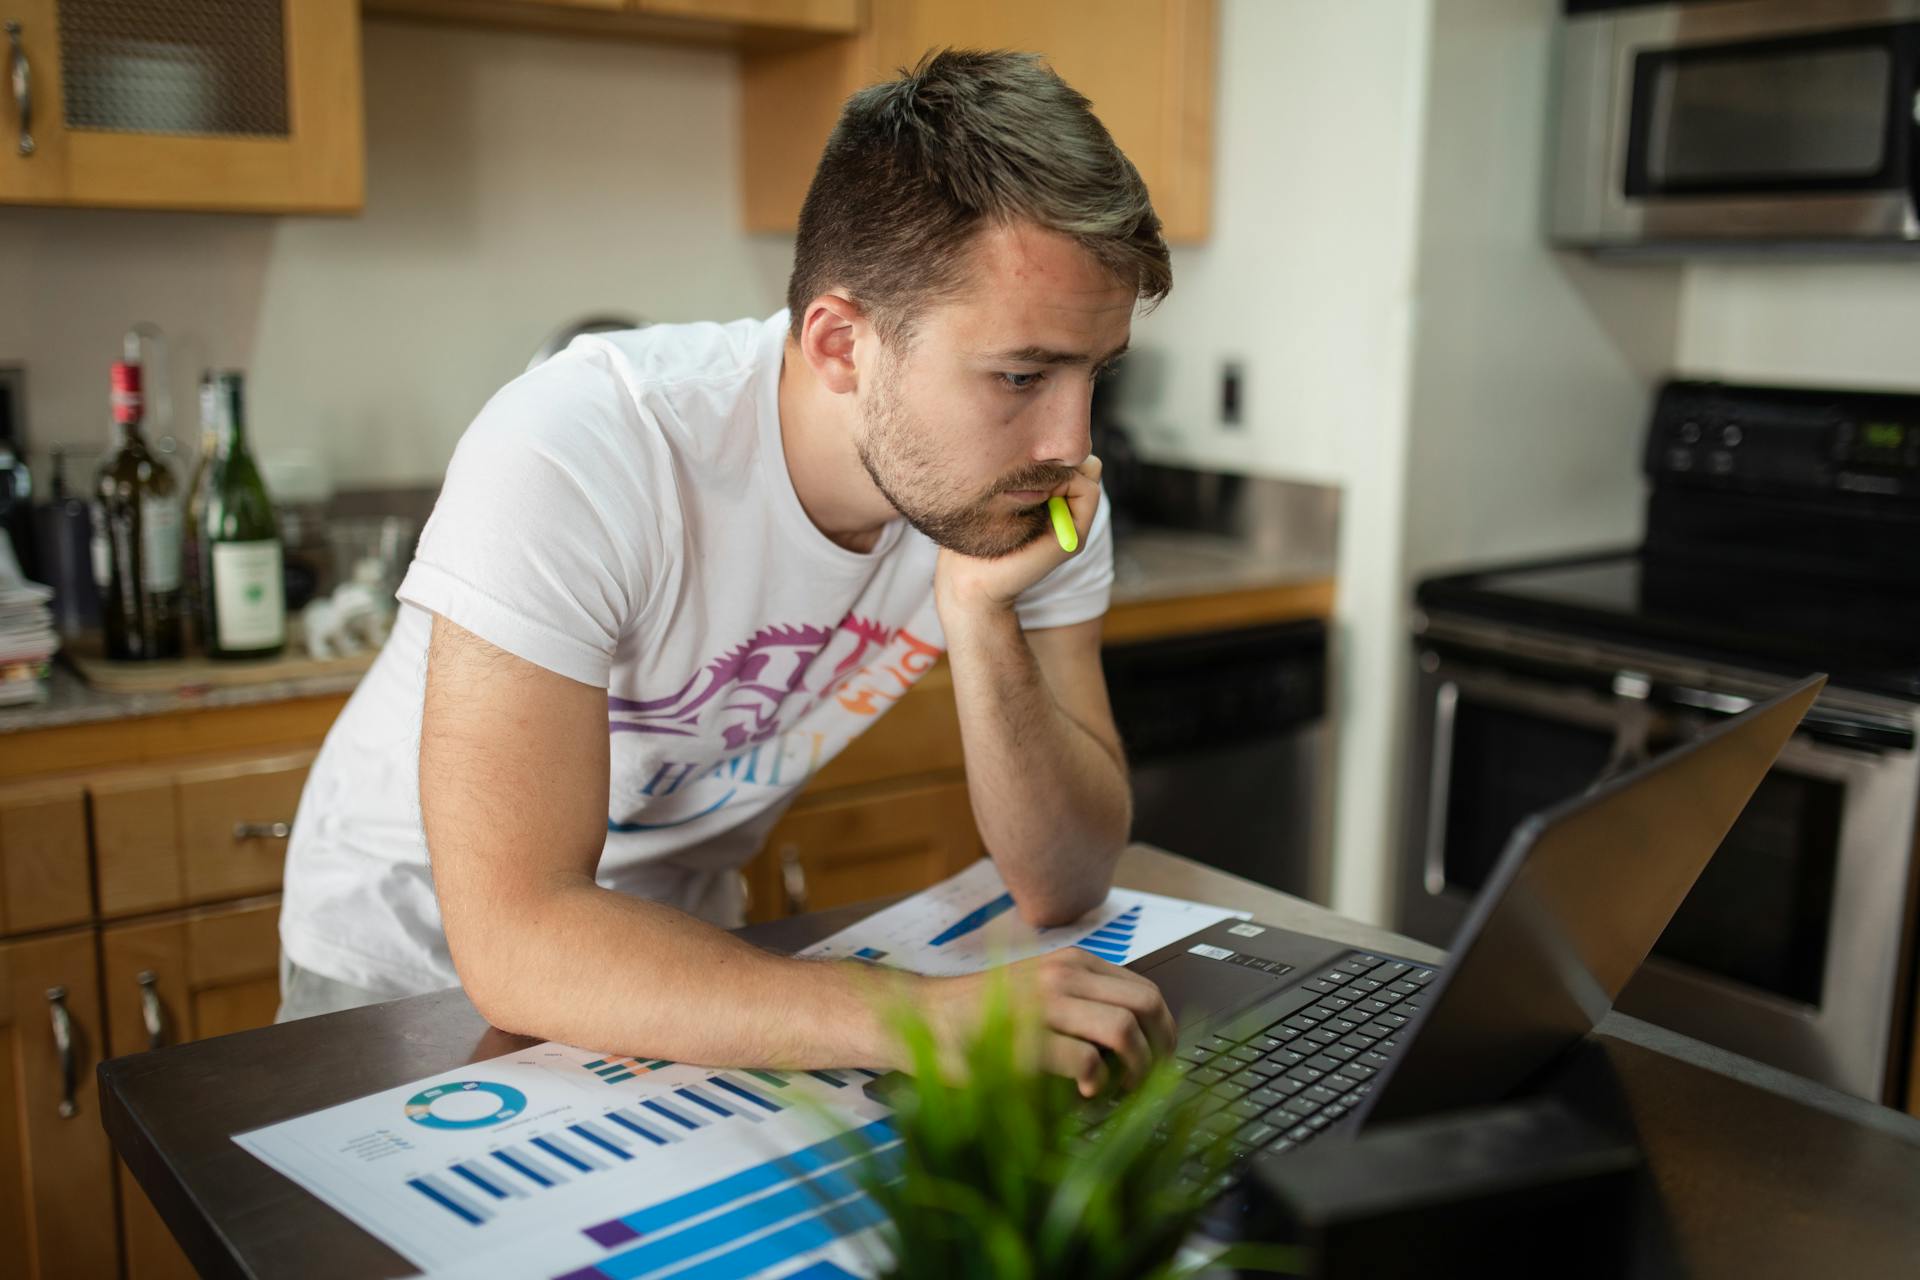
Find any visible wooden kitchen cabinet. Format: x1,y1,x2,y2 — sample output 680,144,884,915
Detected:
0,0,363,213
363,0,859,42
0,778,91,936
740,0,1216,241
0,928,118,1280
93,749,314,917
102,897,283,1280
755,777,982,920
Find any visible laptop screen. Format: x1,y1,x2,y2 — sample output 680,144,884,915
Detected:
1356,673,1825,1126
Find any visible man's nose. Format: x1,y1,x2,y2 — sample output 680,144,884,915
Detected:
1034,380,1094,468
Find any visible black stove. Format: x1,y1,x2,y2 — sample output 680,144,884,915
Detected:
1418,379,1920,701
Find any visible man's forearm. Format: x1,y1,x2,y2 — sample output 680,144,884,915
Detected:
456,879,907,1068
940,603,1132,925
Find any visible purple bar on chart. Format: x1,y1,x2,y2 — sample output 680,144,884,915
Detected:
585,1219,641,1248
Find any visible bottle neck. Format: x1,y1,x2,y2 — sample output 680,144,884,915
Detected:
214,376,249,459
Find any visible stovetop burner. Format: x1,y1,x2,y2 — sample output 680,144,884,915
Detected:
1419,549,1920,700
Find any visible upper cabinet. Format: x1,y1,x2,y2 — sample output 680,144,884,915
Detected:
741,0,1216,242
0,0,364,213
363,0,861,43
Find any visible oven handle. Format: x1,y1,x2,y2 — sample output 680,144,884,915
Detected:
1651,682,1913,754
1420,680,1461,897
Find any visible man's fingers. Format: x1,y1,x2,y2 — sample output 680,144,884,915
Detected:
1040,1032,1109,1098
1059,966,1178,1057
1043,994,1153,1088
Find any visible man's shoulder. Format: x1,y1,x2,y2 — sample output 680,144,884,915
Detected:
571,315,769,391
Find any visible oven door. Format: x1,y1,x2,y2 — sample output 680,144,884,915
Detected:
1400,639,1920,1102
1553,3,1920,244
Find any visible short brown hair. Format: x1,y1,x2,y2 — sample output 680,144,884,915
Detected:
786,49,1172,343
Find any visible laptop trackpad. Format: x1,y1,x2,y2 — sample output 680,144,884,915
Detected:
1138,952,1287,1030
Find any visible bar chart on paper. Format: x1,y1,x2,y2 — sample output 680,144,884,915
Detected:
801,859,1248,976
234,1038,890,1273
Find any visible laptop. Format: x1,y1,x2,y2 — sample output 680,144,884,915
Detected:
867,673,1824,1180
1113,671,1825,1173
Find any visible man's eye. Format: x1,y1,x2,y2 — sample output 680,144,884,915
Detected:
999,371,1045,392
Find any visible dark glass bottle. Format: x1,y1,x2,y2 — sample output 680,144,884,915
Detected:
199,372,285,659
92,359,184,660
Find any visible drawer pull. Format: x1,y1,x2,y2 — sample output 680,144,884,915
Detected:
6,21,32,158
137,969,166,1050
233,821,291,840
46,986,76,1118
778,843,808,915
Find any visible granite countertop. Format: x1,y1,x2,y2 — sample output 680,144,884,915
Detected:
1109,527,1335,604
0,531,1333,736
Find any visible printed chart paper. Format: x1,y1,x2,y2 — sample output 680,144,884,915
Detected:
234,1040,894,1276
236,861,1247,1278
798,858,1250,975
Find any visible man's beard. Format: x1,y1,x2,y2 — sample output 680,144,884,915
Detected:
855,358,1067,560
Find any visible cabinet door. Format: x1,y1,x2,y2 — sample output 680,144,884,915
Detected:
0,0,363,212
759,778,983,918
741,0,1215,241
0,778,91,936
0,930,118,1280
102,898,282,1280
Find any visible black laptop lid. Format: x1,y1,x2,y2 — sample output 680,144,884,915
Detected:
1357,673,1825,1127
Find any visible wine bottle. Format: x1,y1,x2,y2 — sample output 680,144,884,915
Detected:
93,355,184,660
181,371,216,649
199,372,285,659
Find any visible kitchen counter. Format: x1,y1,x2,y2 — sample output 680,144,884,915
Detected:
0,530,1335,743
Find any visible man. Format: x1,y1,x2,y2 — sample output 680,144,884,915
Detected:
280,49,1175,1097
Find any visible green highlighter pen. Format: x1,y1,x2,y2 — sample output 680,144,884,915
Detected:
1047,496,1079,554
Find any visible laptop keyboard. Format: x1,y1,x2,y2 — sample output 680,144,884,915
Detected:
1078,951,1438,1194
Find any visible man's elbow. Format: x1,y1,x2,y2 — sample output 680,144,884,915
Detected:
1013,881,1110,929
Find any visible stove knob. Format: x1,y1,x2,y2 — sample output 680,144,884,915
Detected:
1722,424,1743,447
1680,421,1702,445
1667,447,1695,472
1709,450,1735,475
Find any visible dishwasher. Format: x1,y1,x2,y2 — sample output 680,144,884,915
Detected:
1100,619,1330,902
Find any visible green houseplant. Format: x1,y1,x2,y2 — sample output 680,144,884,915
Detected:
811,976,1303,1280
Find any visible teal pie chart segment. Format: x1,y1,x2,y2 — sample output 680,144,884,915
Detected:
404,1081,527,1130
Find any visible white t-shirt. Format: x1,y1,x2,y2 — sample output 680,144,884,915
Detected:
280,312,1114,995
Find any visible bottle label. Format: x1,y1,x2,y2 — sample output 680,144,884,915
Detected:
211,540,285,650
139,495,183,592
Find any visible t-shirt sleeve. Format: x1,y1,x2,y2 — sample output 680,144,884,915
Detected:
1013,488,1116,632
397,366,659,688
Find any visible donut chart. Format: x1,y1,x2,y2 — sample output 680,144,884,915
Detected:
404,1081,527,1130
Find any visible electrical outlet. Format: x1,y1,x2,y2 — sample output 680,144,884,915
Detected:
1220,360,1243,428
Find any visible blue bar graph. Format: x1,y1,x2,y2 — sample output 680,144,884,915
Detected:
643,1098,705,1131
452,1161,515,1200
495,1147,562,1188
607,1109,677,1145
563,1120,902,1280
1074,904,1142,963
711,1074,783,1114
534,1135,599,1173
929,892,1016,946
571,1122,634,1162
409,1174,486,1226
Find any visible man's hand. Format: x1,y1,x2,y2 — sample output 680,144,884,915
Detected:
915,947,1177,1097
935,455,1103,616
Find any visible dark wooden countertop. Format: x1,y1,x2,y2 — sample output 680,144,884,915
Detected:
99,847,1920,1279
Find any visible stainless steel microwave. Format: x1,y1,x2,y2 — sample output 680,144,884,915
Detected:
1551,0,1920,247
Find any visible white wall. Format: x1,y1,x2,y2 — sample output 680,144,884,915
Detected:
1678,262,1920,391
1118,0,1685,925
0,19,793,487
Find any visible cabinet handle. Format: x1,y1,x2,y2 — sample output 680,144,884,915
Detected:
778,844,808,915
5,21,31,157
45,986,76,1118
233,821,291,840
137,969,167,1051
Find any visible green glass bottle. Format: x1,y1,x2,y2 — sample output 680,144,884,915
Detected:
93,357,184,660
199,372,285,659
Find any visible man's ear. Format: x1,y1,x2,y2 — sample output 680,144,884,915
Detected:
797,293,868,396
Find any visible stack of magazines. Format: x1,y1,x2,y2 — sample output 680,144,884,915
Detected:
0,532,57,706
